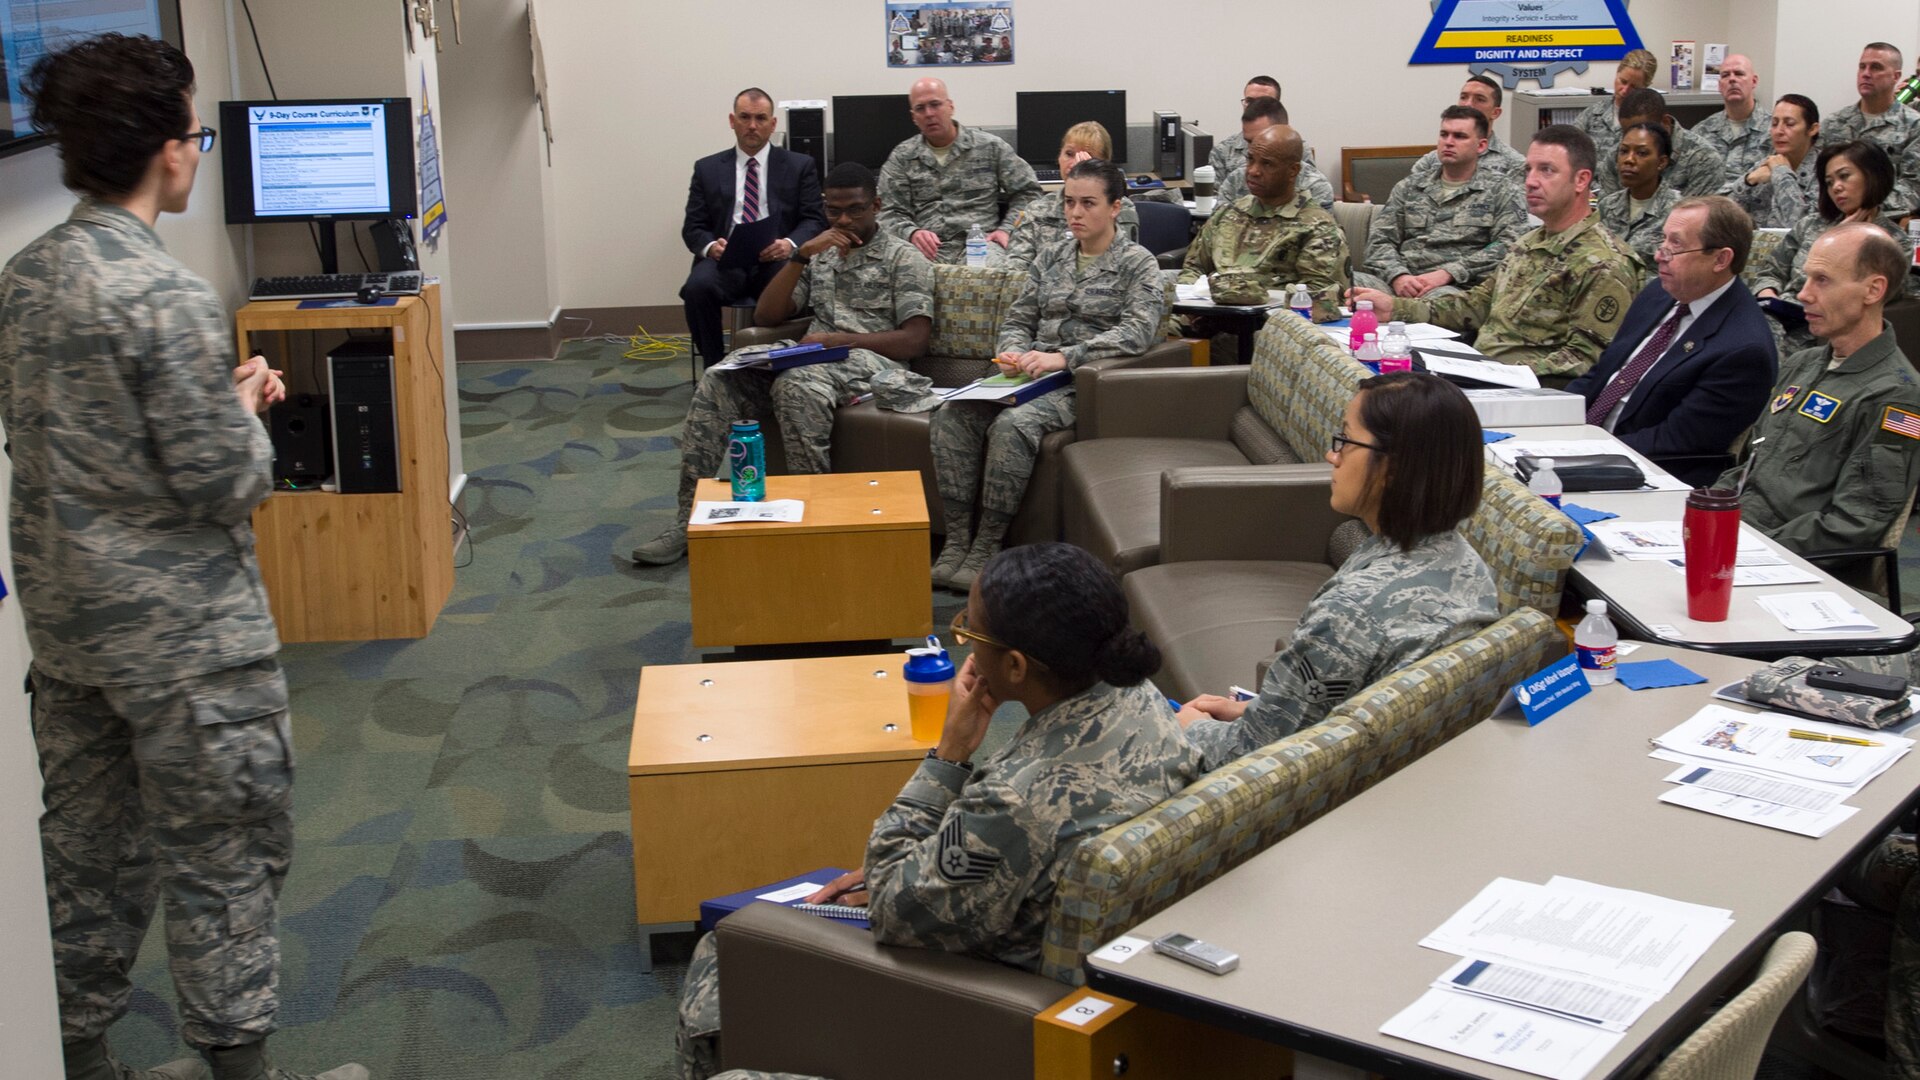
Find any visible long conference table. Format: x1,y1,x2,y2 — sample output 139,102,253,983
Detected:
1085,644,1920,1080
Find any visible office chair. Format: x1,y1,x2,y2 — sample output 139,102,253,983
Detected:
1132,200,1191,266
1644,931,1815,1080
1803,487,1916,616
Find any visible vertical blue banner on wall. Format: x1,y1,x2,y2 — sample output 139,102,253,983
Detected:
1409,0,1643,66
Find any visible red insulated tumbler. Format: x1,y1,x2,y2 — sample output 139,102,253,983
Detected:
1683,487,1741,621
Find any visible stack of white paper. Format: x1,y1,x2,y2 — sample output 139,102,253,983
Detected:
1582,521,1779,563
1755,592,1879,634
690,499,805,524
1381,876,1735,1080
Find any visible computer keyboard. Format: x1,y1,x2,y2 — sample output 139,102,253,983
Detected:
248,271,423,301
1031,167,1061,182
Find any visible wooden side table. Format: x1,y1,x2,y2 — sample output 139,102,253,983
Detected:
688,470,932,647
628,653,933,965
236,286,453,641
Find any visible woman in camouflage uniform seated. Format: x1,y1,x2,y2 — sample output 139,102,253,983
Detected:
674,543,1201,1079
1001,120,1139,273
929,157,1167,589
1177,373,1501,769
1598,122,1681,280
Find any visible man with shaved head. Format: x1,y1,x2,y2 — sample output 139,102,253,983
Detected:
876,76,1043,264
1692,53,1770,188
1719,223,1920,555
1177,123,1350,329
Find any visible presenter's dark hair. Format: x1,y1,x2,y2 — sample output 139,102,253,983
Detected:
1465,73,1503,107
1441,103,1489,139
1616,87,1666,124
976,543,1160,689
25,33,195,200
1528,124,1597,180
1815,140,1894,221
1353,373,1483,552
1621,121,1672,163
823,161,878,199
733,87,773,111
1776,93,1819,128
1067,158,1126,202
1242,96,1287,126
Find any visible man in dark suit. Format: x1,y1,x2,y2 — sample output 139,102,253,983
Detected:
681,87,827,368
1566,195,1777,486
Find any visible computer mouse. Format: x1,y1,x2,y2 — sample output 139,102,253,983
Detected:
356,285,385,304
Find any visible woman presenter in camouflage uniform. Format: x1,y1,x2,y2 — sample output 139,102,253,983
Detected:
1177,373,1501,769
1002,121,1139,272
1598,122,1680,279
674,543,1202,1079
928,158,1167,589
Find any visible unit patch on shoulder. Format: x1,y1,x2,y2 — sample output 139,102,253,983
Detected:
1881,406,1920,440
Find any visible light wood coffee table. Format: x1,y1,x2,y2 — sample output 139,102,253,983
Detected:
688,471,931,647
628,652,935,966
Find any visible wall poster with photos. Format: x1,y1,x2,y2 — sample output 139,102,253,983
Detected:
886,3,1013,67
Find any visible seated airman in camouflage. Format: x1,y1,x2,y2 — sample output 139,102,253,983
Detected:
1595,88,1727,198
1356,104,1528,300
1407,76,1528,190
1575,47,1658,181
631,163,933,566
1690,54,1771,189
877,77,1044,266
1002,120,1139,273
676,544,1203,1080
1214,97,1336,211
1727,94,1823,230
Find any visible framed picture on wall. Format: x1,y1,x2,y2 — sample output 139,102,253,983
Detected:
886,2,1013,67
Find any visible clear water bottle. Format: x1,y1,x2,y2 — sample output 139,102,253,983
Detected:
1349,299,1378,352
1288,282,1313,321
1527,456,1562,508
1379,321,1414,374
1355,331,1382,372
965,223,988,268
728,420,766,502
1575,599,1619,686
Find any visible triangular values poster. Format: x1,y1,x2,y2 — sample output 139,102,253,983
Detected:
1410,0,1643,65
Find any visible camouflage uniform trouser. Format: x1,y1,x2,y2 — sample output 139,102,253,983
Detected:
675,348,899,522
677,931,724,1080
1350,270,1466,300
32,657,293,1050
929,390,1077,518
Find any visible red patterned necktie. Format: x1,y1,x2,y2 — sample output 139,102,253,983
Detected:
1587,303,1690,426
742,156,762,223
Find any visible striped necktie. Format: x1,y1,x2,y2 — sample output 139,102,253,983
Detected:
1587,303,1689,426
742,156,762,223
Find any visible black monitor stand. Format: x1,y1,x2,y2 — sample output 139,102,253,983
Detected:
316,217,340,275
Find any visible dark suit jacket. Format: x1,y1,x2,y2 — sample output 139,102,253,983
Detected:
1565,277,1777,475
682,145,826,261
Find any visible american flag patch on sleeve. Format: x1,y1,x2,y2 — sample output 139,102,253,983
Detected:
1882,406,1920,439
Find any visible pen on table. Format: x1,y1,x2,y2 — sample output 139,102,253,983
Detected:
1789,729,1881,747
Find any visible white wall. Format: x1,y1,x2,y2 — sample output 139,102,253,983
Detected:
0,0,244,1067
1765,1,1920,119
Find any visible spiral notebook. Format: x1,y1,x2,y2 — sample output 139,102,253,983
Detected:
698,867,871,931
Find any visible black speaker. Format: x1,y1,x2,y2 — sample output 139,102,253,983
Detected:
369,218,418,271
787,106,826,182
327,340,401,494
268,393,331,485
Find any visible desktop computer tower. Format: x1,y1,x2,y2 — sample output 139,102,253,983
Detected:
1182,124,1214,179
787,106,827,180
1154,112,1182,179
268,393,332,486
326,340,401,494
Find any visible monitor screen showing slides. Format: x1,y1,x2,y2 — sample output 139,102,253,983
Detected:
221,98,417,223
1,0,184,157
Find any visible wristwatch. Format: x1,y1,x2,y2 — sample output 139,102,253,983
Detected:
789,252,811,266
926,748,973,771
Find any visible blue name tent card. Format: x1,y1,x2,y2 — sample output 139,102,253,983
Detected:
1497,654,1592,726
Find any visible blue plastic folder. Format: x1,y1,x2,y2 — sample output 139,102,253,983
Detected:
1615,659,1708,691
763,342,850,370
698,867,869,931
1483,430,1514,444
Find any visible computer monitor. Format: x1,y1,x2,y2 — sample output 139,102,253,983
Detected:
1015,90,1127,171
2,1,186,159
831,94,917,170
219,98,418,272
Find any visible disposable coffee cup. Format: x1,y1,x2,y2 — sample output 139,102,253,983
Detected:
1192,165,1216,213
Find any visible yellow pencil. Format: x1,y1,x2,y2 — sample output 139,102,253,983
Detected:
1788,729,1881,747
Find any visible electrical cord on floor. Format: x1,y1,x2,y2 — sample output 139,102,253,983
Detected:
623,324,687,363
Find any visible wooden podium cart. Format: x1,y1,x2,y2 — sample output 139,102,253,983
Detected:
235,285,453,642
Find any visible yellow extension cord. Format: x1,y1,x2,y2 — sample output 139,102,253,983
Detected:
622,325,687,363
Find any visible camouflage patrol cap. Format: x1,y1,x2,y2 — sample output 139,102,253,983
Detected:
1209,268,1269,306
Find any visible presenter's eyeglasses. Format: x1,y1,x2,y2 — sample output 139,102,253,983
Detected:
950,612,1051,670
1329,433,1384,457
182,126,216,152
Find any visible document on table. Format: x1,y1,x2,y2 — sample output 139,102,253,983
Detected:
1419,352,1544,389
1583,521,1779,562
1657,783,1860,837
1433,956,1657,1030
1755,592,1879,633
1662,560,1819,586
690,499,805,524
1650,704,1907,787
1381,989,1623,1080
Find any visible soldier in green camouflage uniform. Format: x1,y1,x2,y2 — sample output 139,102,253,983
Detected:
1212,98,1333,210
1216,155,1336,211
676,544,1202,1079
877,79,1043,266
1719,225,1920,556
0,33,364,1080
1179,126,1350,324
930,161,1167,589
632,164,935,566
1359,106,1529,297
1822,43,1920,215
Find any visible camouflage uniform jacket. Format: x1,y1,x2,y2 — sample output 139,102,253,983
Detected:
791,228,936,337
1003,191,1140,274
1577,97,1623,162
1177,192,1350,321
1597,183,1683,277
1184,530,1499,769
1210,127,1321,180
878,123,1045,262
1717,325,1920,554
1597,122,1727,197
1366,162,1530,288
1693,109,1772,189
1821,101,1920,215
1396,213,1641,378
1750,209,1916,299
1001,234,1166,370
864,680,1203,974
1216,157,1336,211
1410,131,1528,190
0,201,277,686
1728,154,1818,230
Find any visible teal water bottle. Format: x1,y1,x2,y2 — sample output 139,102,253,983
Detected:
728,420,766,501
